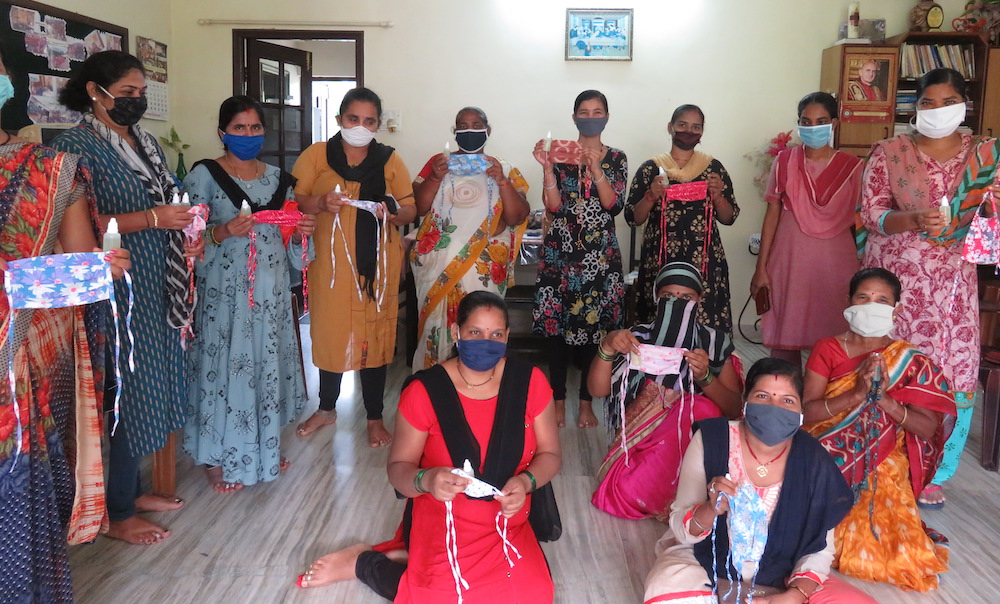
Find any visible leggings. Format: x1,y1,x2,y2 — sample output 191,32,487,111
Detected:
356,551,406,601
106,426,142,522
318,366,387,420
932,390,975,485
546,337,597,402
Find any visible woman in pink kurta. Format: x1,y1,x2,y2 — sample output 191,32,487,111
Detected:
752,93,862,367
858,68,1000,506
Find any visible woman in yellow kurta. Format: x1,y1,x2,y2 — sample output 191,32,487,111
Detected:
293,87,415,447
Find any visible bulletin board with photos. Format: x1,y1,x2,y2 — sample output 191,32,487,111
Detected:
0,0,127,130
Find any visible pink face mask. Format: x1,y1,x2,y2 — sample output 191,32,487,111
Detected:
629,344,686,375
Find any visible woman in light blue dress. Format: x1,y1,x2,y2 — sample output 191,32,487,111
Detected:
182,96,314,492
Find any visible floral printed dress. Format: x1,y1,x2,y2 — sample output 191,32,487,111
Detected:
532,148,627,345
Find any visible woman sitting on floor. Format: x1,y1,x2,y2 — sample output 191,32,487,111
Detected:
643,358,877,604
589,261,742,520
297,291,560,603
803,267,955,592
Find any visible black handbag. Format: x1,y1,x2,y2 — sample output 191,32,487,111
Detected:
528,482,562,542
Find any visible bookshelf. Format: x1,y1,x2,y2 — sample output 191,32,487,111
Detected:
820,31,991,158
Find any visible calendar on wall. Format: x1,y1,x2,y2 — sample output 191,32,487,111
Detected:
136,35,167,120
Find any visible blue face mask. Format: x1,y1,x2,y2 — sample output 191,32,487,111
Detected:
456,338,506,371
0,75,13,108
743,402,803,446
798,123,833,149
221,132,265,160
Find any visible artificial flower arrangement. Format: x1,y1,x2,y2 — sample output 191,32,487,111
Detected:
743,131,799,199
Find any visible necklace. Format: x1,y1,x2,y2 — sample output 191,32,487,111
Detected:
456,362,496,389
223,156,261,189
745,436,789,478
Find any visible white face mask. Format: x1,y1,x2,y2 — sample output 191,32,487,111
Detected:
843,302,896,338
914,103,966,139
340,124,376,147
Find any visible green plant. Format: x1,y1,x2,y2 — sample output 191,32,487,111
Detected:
158,127,189,156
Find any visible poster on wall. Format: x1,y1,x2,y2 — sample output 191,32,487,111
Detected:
1,1,128,129
565,8,633,61
136,35,168,120
840,51,897,124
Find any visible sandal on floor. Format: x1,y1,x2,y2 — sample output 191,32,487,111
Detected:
917,484,946,510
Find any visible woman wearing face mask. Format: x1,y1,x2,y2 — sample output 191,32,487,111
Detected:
751,93,863,369
626,104,738,331
180,96,315,493
643,358,876,604
858,67,1000,509
587,262,743,520
298,292,560,600
292,87,416,447
531,89,627,429
409,106,530,369
53,50,203,545
0,47,132,600
803,268,955,592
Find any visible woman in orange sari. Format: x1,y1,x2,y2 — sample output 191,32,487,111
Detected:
803,268,955,592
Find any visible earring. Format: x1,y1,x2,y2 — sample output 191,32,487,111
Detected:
91,97,97,101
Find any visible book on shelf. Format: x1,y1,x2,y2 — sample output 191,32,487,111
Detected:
900,43,975,79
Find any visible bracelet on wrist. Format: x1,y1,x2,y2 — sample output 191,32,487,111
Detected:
899,404,909,425
520,470,536,493
543,181,557,190
593,173,607,184
597,344,616,362
690,505,709,533
695,370,714,387
148,208,159,229
206,226,221,245
824,399,834,418
414,468,430,494
790,583,810,601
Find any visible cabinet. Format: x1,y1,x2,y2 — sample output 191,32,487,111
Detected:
820,32,992,158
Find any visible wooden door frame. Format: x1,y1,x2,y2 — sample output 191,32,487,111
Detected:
232,29,364,96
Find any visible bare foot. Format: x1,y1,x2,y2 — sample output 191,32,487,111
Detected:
206,466,243,494
578,400,599,429
280,457,291,472
296,410,337,436
297,543,373,588
105,516,170,545
135,493,184,512
367,419,392,448
554,399,566,428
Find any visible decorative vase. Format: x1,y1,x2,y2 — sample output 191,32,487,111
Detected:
175,151,187,181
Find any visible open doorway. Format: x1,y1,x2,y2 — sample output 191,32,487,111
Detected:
233,30,363,170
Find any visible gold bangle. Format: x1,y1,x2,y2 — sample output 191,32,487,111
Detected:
790,583,810,601
206,226,222,245
148,208,158,229
900,404,909,425
597,343,615,362
825,400,834,418
695,370,714,387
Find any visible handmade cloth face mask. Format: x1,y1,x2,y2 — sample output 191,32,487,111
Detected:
713,482,769,603
443,460,522,603
248,208,312,312
547,140,582,164
3,252,134,463
447,154,490,176
330,198,389,310
629,344,685,375
179,204,209,347
664,180,709,202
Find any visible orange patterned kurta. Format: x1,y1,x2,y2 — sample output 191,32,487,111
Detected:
292,142,413,372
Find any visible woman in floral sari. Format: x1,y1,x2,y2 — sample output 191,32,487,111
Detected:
804,268,956,592
588,262,742,520
0,47,130,600
410,106,529,369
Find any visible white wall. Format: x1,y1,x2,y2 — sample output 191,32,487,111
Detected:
167,0,968,316
265,39,356,77
49,0,173,139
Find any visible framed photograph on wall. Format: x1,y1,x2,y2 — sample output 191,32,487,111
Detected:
566,8,633,61
840,50,897,123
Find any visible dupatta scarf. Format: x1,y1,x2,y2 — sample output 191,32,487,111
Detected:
771,145,861,239
808,339,956,498
856,134,999,255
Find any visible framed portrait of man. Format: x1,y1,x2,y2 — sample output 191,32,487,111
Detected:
840,51,897,123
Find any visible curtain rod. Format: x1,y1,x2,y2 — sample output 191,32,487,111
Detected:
197,19,393,28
